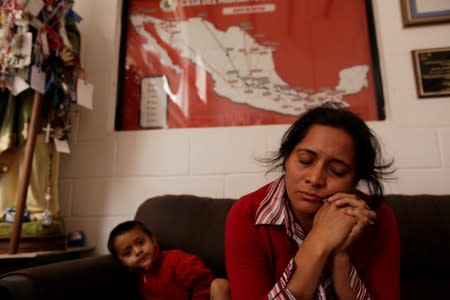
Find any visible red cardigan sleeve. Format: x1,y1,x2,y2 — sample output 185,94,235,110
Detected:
174,251,214,300
225,197,278,300
359,203,400,300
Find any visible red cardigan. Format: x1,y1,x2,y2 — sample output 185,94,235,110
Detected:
225,184,400,300
139,249,214,300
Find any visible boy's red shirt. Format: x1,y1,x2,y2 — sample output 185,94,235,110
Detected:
139,248,214,300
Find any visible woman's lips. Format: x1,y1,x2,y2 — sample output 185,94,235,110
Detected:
299,192,324,202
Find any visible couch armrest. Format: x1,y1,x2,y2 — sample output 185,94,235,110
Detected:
0,255,140,300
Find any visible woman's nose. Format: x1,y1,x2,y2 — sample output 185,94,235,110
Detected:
305,165,326,187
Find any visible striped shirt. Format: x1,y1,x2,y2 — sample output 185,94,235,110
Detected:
255,176,371,300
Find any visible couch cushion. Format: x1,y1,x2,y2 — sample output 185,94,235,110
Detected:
134,194,235,278
384,194,450,279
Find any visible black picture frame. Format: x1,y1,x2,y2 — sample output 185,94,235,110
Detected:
412,47,450,98
115,0,386,130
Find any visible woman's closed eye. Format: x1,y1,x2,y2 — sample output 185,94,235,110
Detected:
329,164,350,177
297,151,315,166
299,158,313,165
329,168,345,176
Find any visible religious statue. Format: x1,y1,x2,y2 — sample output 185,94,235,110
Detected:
0,0,82,229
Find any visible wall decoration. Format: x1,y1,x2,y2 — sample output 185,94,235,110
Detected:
115,0,385,130
412,47,450,97
401,0,450,26
0,0,91,253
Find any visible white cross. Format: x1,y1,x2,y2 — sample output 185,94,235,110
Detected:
42,123,54,143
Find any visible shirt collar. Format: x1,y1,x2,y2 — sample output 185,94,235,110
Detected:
255,175,306,243
255,175,286,225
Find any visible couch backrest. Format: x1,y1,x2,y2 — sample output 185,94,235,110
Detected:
384,194,450,299
134,194,235,278
385,194,450,278
135,194,450,299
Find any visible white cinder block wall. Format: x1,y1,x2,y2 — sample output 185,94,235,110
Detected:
61,0,450,254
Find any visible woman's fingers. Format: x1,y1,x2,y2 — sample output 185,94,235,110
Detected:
313,193,376,251
335,210,372,252
327,193,368,209
312,202,358,252
346,207,376,225
326,192,375,224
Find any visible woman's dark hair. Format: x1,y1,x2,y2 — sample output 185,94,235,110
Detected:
107,220,153,263
262,102,394,207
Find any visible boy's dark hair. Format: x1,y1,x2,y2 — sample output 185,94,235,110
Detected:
107,220,153,263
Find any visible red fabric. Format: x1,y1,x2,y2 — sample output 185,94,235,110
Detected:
225,183,400,300
139,249,214,300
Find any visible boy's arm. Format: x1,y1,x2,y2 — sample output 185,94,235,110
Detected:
175,251,215,300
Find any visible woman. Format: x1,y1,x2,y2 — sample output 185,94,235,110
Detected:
225,104,399,300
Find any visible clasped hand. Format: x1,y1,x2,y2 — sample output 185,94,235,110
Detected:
311,193,376,255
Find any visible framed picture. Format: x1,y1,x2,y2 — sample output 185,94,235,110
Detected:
412,47,450,98
401,0,450,26
115,0,385,130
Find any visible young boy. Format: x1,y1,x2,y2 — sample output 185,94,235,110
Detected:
107,220,229,300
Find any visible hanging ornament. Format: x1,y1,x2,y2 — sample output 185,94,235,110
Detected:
42,186,53,226
42,149,54,226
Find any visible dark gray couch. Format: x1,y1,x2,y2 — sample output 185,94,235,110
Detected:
0,194,448,300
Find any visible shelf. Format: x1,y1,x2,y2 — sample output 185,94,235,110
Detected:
0,246,95,275
0,246,95,259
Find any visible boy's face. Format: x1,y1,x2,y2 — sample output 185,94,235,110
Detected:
114,227,157,271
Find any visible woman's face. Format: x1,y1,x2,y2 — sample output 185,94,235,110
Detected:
284,125,357,226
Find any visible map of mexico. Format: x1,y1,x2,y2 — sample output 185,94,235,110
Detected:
117,0,382,129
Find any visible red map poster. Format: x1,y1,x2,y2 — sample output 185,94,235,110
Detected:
116,0,383,130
